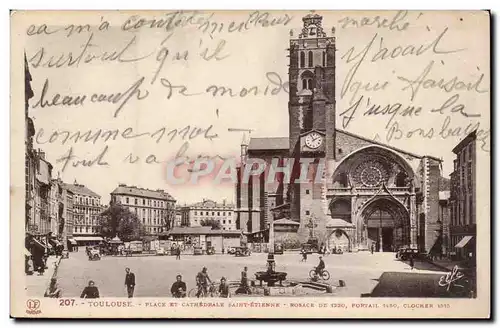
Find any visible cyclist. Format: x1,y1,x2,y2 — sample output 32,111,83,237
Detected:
315,256,325,278
196,267,212,297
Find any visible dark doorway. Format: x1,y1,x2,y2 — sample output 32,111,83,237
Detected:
382,228,394,252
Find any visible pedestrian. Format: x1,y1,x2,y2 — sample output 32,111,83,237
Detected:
219,277,230,298
222,248,225,255
170,274,187,298
240,266,251,294
35,254,45,276
371,243,374,254
124,267,136,298
44,278,62,298
80,280,100,298
26,256,34,275
176,246,181,260
409,254,415,270
300,248,307,262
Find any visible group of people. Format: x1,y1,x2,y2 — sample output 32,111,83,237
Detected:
170,266,251,298
44,267,136,299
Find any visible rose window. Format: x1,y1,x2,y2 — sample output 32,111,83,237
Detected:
352,160,389,187
360,166,383,187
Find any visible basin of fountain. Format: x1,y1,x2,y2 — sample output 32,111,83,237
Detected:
253,253,288,287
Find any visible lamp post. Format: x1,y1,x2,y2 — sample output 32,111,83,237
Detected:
379,209,383,252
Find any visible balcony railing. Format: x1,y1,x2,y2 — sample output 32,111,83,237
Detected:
327,186,411,195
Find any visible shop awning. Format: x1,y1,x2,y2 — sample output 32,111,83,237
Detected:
455,236,473,248
68,238,78,245
74,236,104,242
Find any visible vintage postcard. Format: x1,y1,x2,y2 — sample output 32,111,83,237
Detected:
10,10,490,318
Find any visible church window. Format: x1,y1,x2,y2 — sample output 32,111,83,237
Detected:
305,210,310,215
308,51,313,67
395,171,407,187
305,189,310,194
299,51,305,68
338,148,343,154
300,70,314,91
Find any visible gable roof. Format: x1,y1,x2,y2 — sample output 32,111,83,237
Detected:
246,129,441,162
337,129,443,162
111,185,175,201
62,183,100,198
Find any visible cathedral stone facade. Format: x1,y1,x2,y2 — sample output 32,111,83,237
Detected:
235,14,449,253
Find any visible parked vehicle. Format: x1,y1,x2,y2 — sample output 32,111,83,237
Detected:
206,246,216,255
193,246,204,255
128,241,143,254
331,246,343,255
234,246,251,257
301,238,319,254
395,247,419,261
88,247,101,261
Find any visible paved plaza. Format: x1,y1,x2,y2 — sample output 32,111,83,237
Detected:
28,250,449,298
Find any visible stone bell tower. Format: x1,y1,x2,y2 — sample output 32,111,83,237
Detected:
287,13,336,241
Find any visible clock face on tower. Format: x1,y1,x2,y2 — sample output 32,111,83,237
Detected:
305,132,323,149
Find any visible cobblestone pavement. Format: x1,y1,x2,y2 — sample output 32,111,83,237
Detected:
39,250,447,298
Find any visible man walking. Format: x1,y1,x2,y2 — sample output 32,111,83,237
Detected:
176,246,181,260
409,254,415,270
124,267,136,298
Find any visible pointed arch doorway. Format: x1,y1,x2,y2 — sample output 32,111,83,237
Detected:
361,197,410,252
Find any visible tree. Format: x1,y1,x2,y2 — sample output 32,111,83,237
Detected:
200,219,221,230
99,204,145,241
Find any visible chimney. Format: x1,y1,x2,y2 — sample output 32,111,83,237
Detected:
223,198,226,206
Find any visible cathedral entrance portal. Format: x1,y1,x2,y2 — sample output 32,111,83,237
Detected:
362,197,410,252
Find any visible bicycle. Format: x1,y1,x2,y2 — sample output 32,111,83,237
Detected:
188,282,219,298
309,267,331,280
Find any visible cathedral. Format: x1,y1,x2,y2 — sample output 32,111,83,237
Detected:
235,14,449,253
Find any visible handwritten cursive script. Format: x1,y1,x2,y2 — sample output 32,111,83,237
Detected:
438,265,466,292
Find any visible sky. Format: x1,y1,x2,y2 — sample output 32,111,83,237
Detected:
21,10,490,205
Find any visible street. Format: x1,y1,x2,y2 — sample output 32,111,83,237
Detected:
42,250,448,298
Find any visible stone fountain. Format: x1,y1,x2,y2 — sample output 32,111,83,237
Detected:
249,218,337,296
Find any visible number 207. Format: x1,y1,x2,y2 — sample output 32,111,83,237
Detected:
59,299,75,306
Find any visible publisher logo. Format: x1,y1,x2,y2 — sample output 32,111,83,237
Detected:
26,299,41,315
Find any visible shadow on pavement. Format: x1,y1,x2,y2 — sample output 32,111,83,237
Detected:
362,272,475,298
